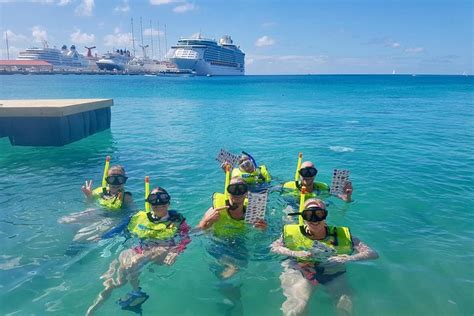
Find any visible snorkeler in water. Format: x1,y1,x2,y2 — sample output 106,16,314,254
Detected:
197,177,267,314
86,186,190,316
221,151,272,190
270,198,377,315
282,159,353,204
82,163,134,210
58,158,134,249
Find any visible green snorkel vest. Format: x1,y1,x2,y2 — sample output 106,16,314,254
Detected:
232,165,271,185
211,193,249,238
283,224,353,263
92,187,124,211
282,181,330,200
128,210,184,240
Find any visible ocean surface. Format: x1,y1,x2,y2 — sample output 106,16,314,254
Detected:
0,74,472,316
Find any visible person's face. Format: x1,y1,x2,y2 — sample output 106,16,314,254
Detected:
303,201,327,229
239,158,255,173
299,165,317,185
147,190,171,214
227,181,248,206
151,203,169,215
106,170,126,193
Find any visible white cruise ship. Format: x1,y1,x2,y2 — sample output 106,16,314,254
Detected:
166,34,245,76
17,42,89,68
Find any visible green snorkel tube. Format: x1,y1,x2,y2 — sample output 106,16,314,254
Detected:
224,164,231,200
294,152,303,182
101,156,111,193
145,176,151,212
299,185,307,226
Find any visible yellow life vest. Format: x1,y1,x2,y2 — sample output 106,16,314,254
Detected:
232,165,271,185
282,181,329,201
283,224,353,262
127,210,184,240
211,193,249,238
91,187,125,211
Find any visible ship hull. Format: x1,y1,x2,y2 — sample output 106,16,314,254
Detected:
169,57,244,76
96,60,126,71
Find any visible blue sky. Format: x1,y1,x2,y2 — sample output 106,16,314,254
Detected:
0,0,472,74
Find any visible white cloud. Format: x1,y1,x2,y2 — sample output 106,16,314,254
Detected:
57,0,71,5
255,35,275,47
143,28,164,37
367,37,401,49
75,0,94,16
103,28,132,47
115,0,130,12
173,2,195,13
70,28,95,44
405,47,424,53
150,0,180,5
31,26,48,43
3,30,29,44
246,54,329,74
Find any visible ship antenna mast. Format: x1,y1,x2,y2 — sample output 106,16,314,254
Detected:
157,21,161,60
150,20,154,60
140,17,144,50
164,24,168,56
5,30,10,60
131,18,136,56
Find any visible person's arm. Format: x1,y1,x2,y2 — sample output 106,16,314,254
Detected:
270,236,312,258
122,192,135,209
196,206,226,230
323,236,378,266
164,219,192,265
349,237,378,261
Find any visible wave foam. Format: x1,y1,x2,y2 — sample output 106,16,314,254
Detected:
329,146,355,153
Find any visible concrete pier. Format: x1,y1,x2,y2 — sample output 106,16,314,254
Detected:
0,99,113,146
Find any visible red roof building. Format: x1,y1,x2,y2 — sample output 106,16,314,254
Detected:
0,60,53,72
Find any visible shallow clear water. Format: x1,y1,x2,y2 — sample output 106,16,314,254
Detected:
0,74,473,315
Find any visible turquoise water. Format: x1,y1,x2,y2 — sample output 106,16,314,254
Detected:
0,74,473,315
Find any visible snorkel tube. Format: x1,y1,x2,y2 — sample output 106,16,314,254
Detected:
294,153,303,182
101,156,111,191
242,151,258,168
224,164,231,200
299,186,307,226
145,176,151,212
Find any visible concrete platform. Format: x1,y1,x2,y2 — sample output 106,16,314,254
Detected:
0,99,113,146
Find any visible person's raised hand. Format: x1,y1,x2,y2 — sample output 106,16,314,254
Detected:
82,180,93,197
220,161,231,172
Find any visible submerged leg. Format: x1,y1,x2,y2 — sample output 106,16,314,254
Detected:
280,260,313,316
86,248,139,316
324,274,353,315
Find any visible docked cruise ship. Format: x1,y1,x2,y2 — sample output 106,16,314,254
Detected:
96,49,132,71
166,34,245,76
17,42,89,68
